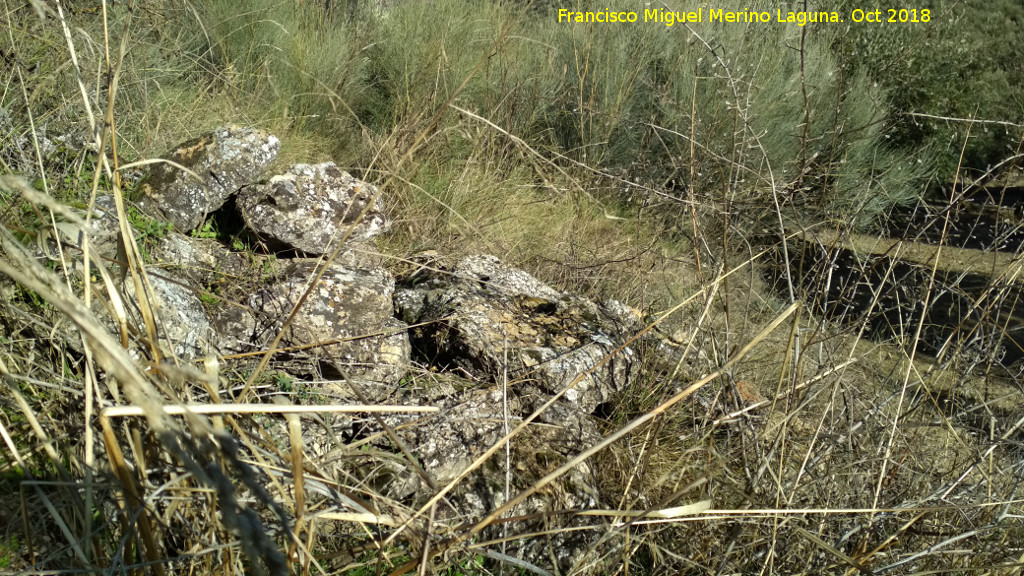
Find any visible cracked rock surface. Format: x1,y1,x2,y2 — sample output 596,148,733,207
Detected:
239,162,390,254
135,125,280,232
396,254,643,413
243,260,411,386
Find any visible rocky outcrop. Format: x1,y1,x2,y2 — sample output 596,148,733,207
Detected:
238,162,390,254
135,125,280,232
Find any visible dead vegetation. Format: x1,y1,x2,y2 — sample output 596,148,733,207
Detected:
1,1,1024,575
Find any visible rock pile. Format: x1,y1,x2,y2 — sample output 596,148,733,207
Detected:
78,126,648,572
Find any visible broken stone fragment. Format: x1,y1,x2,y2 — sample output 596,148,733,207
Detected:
396,255,641,414
237,260,410,386
392,387,522,485
40,194,121,264
238,162,390,255
455,254,563,301
107,271,218,360
135,125,280,232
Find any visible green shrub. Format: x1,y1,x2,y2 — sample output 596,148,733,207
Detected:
833,0,1024,183
3,0,942,263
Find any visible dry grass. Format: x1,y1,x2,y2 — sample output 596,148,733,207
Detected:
1,1,1023,575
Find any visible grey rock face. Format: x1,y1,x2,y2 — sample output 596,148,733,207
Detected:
144,231,409,385
135,125,280,232
238,162,390,254
246,260,410,386
121,272,218,360
150,233,276,354
396,387,522,486
369,380,606,573
42,194,122,263
210,303,262,355
455,254,562,301
396,255,641,414
0,112,93,178
77,195,123,261
151,232,274,288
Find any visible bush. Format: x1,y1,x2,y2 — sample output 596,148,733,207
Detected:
165,0,931,228
834,0,1024,182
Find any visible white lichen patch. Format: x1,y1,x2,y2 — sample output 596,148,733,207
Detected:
136,125,280,232
239,162,391,254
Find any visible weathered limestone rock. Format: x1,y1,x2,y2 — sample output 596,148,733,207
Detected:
241,260,410,386
455,254,562,301
396,387,523,486
152,232,276,288
0,112,92,178
209,303,264,355
370,380,606,573
122,272,218,360
396,255,642,414
135,125,280,232
238,162,389,254
43,194,122,263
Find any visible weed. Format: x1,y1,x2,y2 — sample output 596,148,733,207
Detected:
126,204,173,261
272,372,294,393
199,291,219,307
192,219,220,240
0,535,18,569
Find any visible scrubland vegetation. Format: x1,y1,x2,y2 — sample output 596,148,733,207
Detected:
1,0,1023,574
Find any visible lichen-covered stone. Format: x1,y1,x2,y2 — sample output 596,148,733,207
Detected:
0,112,92,178
44,194,121,263
396,255,641,414
152,232,273,288
210,304,262,355
135,125,280,232
396,387,522,485
455,254,562,301
238,162,389,254
244,260,410,385
122,272,218,360
33,126,658,574
369,381,606,573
